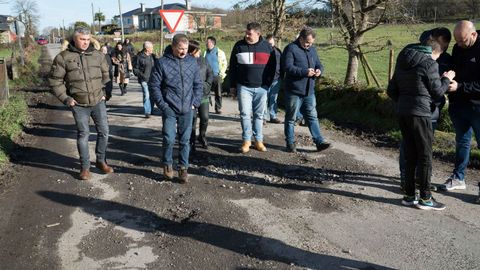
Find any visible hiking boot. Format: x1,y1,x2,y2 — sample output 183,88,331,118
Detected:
96,162,114,174
440,176,466,191
316,142,331,151
163,165,174,180
215,109,222,114
294,119,302,126
269,118,282,124
240,141,251,153
415,197,446,211
286,143,297,153
79,169,91,180
401,195,418,206
254,141,267,152
145,114,151,118
178,168,188,184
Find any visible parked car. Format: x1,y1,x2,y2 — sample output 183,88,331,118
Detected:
36,37,48,45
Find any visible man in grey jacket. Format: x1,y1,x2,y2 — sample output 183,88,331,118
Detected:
49,28,113,180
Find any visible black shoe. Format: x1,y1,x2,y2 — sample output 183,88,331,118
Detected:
286,143,297,153
198,137,208,149
316,142,331,151
145,114,151,118
269,118,282,124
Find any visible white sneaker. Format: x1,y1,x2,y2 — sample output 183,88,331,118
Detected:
441,176,466,191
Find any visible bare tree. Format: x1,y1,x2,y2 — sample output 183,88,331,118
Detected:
12,0,40,45
317,0,391,85
464,0,480,20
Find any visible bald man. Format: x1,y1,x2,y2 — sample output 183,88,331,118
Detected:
441,21,480,199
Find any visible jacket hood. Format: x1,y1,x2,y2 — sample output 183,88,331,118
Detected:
61,37,101,52
397,44,432,69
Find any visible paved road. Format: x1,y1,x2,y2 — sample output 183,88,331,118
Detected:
0,43,479,270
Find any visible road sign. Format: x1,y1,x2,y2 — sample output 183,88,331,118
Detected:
159,10,185,33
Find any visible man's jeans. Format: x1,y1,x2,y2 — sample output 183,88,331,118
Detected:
71,101,109,170
448,103,480,180
162,106,193,169
141,81,154,115
284,91,325,145
237,84,267,142
267,80,280,120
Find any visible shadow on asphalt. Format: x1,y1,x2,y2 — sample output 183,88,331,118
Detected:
38,191,395,270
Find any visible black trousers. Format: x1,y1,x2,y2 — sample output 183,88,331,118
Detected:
398,115,433,199
212,75,223,112
191,102,209,145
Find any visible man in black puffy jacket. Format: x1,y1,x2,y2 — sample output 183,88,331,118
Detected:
388,37,455,210
134,41,156,118
148,34,202,183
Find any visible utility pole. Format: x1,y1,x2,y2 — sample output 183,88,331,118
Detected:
160,0,164,55
14,19,25,66
91,2,95,33
62,19,65,39
118,0,125,41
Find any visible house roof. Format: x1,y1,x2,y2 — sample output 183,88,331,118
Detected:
0,23,11,31
0,15,12,23
122,3,186,17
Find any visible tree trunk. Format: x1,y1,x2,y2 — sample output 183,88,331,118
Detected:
344,45,360,85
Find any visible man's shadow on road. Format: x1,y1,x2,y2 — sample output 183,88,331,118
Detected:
38,190,394,270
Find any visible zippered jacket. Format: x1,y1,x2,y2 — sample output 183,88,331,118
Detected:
148,46,203,114
49,39,110,106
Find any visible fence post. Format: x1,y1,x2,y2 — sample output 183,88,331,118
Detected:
0,57,9,107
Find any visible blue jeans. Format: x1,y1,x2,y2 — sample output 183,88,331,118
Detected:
267,80,280,120
141,81,154,115
237,84,267,142
448,103,480,180
162,106,193,168
284,91,325,145
296,99,303,121
71,101,109,170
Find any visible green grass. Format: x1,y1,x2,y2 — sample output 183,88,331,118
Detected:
0,47,11,58
0,93,29,163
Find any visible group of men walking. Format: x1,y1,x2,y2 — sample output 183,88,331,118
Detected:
48,20,480,205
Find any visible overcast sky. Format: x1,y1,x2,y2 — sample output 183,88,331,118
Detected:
2,0,234,32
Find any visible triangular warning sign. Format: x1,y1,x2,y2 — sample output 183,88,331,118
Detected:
159,10,185,33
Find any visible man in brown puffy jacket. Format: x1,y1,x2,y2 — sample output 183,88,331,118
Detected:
49,27,113,180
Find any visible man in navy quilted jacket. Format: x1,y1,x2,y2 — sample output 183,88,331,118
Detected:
282,27,330,153
148,34,202,183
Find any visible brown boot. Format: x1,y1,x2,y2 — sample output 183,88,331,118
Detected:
240,141,251,153
163,165,174,180
254,141,267,152
79,169,91,180
178,168,188,184
96,162,114,174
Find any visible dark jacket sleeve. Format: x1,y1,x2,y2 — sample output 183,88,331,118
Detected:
228,43,238,87
49,53,73,105
426,61,450,101
282,45,309,77
387,75,399,102
264,46,276,87
204,61,213,96
192,63,203,108
148,59,167,110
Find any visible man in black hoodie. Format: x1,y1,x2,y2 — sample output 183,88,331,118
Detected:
229,22,275,153
387,37,455,210
441,21,480,200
